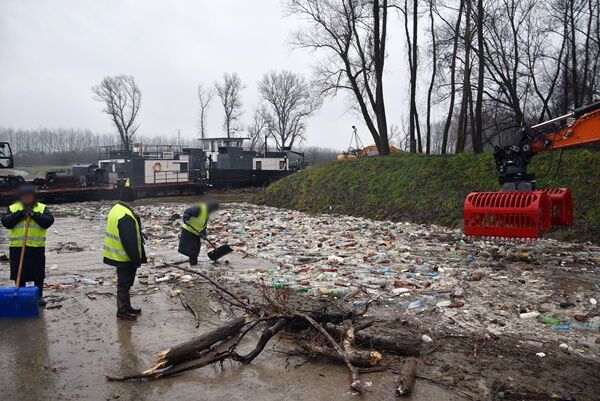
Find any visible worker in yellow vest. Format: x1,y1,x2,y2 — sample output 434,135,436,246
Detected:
1,185,54,306
103,188,147,320
178,202,219,265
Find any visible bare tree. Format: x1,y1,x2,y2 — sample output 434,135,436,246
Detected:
473,0,485,153
214,73,245,138
439,0,464,154
287,0,391,155
455,0,473,153
425,0,438,155
197,84,214,139
258,70,320,151
247,107,269,151
92,75,142,150
398,0,422,153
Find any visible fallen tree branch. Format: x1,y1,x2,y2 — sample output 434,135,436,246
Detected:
232,318,289,364
298,341,383,368
325,323,421,356
179,294,200,328
396,357,418,396
296,313,364,394
150,316,247,371
165,263,255,313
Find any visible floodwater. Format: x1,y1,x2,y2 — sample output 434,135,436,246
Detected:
0,199,462,401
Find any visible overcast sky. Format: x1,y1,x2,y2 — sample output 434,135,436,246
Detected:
0,0,412,149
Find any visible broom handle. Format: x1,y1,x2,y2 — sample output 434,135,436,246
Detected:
15,216,31,288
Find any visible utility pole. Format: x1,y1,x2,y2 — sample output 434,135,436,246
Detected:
177,129,181,146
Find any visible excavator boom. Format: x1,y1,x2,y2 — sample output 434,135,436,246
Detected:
464,101,600,239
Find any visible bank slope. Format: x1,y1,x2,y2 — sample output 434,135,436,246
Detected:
256,150,600,242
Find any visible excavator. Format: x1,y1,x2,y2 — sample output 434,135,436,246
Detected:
464,100,600,239
0,142,14,169
0,142,23,190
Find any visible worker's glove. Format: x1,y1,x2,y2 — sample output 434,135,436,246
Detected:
23,208,34,218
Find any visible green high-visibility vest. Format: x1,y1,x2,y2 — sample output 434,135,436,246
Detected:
8,202,48,248
103,203,142,263
182,203,208,235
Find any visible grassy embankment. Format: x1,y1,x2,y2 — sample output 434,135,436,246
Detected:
256,150,600,242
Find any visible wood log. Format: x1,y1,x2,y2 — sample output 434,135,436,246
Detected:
151,316,246,371
396,357,418,396
299,342,383,367
296,313,364,394
325,323,422,356
234,318,289,364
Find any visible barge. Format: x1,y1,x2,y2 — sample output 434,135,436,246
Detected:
0,138,303,205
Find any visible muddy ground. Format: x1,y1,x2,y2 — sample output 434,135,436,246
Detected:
0,196,599,401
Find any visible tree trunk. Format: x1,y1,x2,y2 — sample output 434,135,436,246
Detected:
473,0,484,153
395,357,418,396
455,0,472,154
408,0,419,153
426,0,437,155
441,0,465,155
153,316,246,370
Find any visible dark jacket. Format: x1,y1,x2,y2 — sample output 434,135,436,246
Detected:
177,202,218,259
1,203,55,282
103,202,147,268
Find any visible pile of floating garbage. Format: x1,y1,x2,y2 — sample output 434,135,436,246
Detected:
52,201,600,357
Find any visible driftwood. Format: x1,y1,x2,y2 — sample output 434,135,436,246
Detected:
179,294,200,328
299,342,383,367
296,312,364,393
395,357,418,396
166,263,255,312
234,318,289,364
325,323,422,356
151,316,247,371
107,264,425,396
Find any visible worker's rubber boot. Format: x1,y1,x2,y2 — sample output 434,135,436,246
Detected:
126,295,142,315
37,282,46,307
116,295,137,321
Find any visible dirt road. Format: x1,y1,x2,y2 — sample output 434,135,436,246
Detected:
0,198,599,400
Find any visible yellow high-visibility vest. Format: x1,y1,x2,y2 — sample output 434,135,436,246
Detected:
103,203,142,263
182,203,208,235
8,202,48,248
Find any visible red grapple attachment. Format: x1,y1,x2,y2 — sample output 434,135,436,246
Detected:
463,191,552,239
541,188,573,227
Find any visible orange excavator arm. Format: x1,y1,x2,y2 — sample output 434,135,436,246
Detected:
532,102,600,153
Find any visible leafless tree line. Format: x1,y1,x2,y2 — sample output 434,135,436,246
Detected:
401,0,600,154
0,127,195,166
197,70,321,152
286,0,600,155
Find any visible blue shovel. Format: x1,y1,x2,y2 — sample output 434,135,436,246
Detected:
0,216,40,318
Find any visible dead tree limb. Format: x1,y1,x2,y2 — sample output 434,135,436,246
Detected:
166,263,255,313
179,294,200,328
150,316,247,371
396,357,418,396
299,342,383,368
325,323,421,356
232,318,289,364
296,313,364,394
